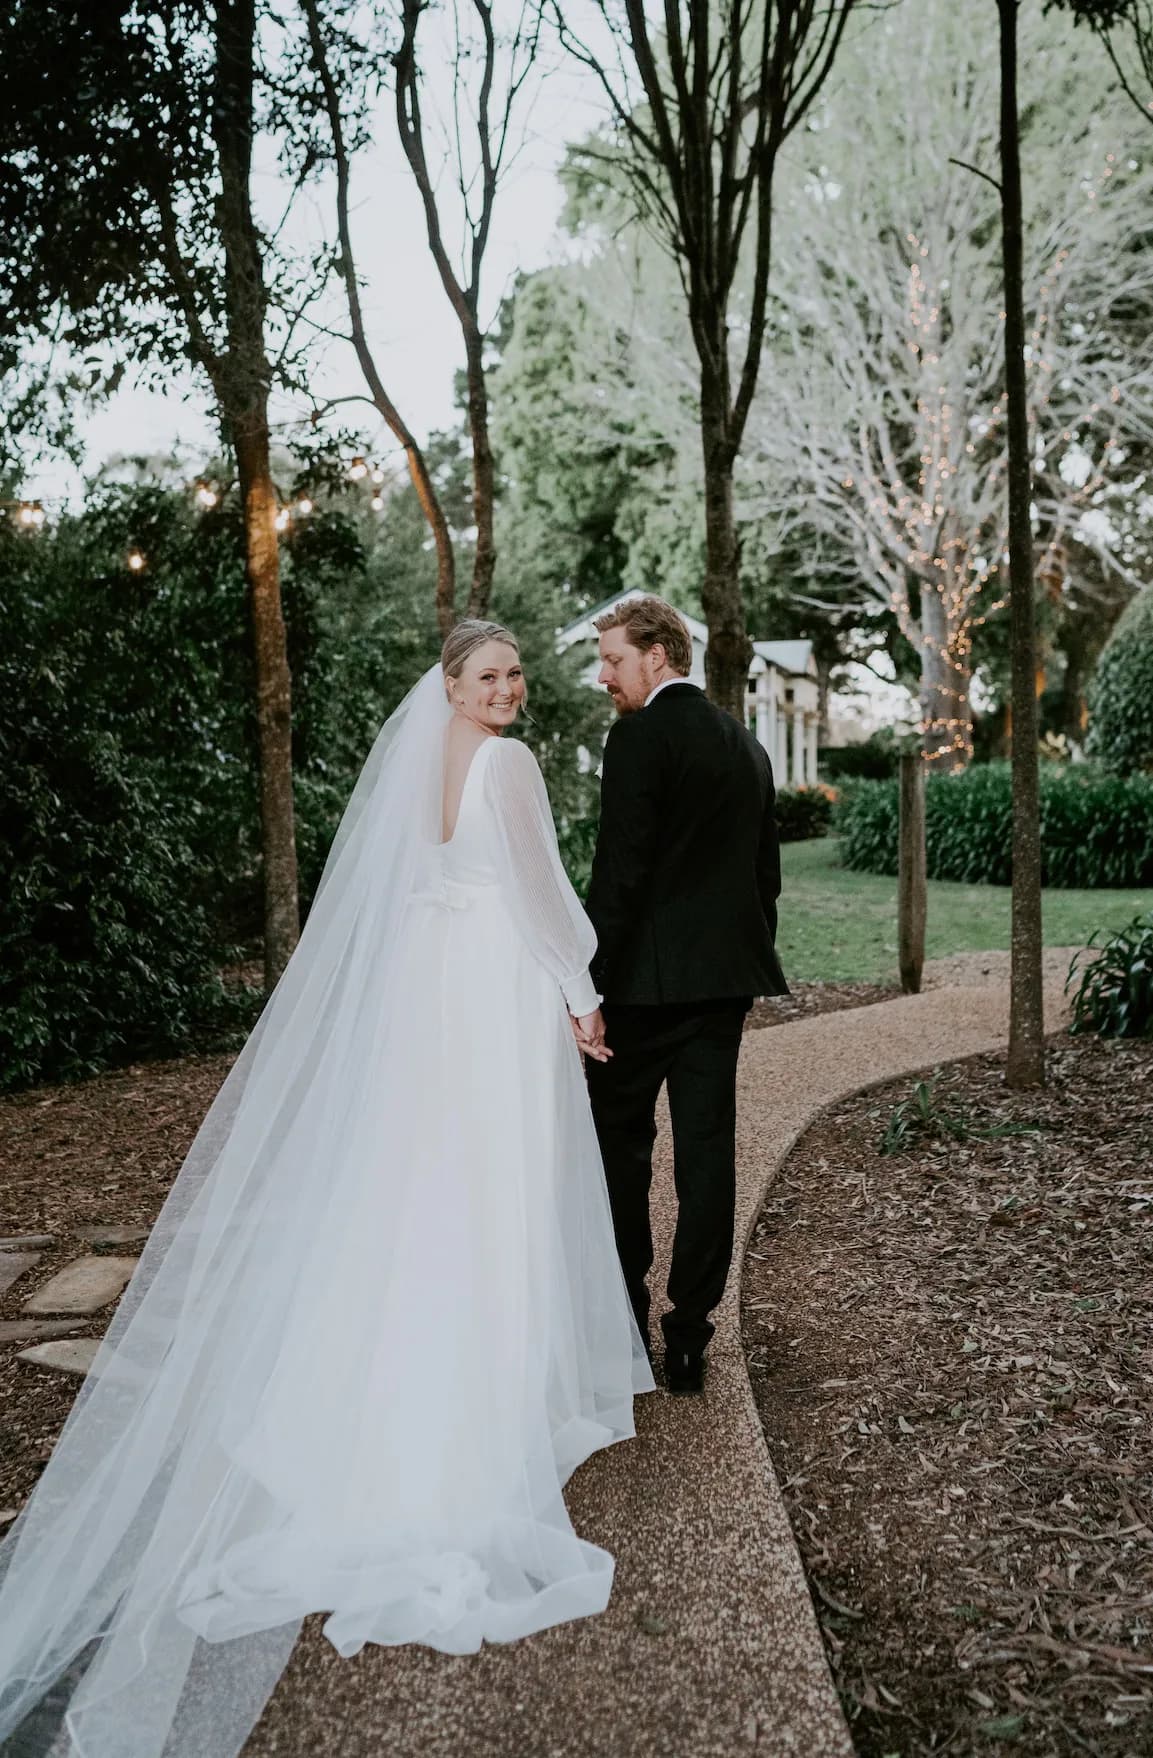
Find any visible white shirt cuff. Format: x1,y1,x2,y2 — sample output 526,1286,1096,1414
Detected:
561,969,602,1017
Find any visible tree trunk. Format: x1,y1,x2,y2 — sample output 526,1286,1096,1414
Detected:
898,753,927,994
700,397,753,718
919,584,973,769
464,322,496,621
815,653,832,745
213,0,299,987
234,416,299,988
999,0,1045,1088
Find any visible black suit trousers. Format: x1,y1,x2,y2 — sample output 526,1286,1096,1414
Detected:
585,999,750,1357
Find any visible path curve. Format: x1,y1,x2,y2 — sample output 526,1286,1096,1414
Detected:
236,969,1073,1758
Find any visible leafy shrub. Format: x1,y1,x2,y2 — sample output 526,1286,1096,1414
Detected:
775,785,835,843
819,730,905,782
1066,912,1153,1039
1086,589,1153,774
834,777,900,872
556,814,600,898
836,763,1153,888
0,693,249,1091
1,476,612,1088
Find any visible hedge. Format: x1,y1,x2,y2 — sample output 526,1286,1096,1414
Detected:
1086,588,1153,774
835,763,1153,889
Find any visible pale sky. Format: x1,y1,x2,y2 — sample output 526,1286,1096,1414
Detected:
25,45,609,508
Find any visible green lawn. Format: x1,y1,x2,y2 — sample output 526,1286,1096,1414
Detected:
778,837,1153,985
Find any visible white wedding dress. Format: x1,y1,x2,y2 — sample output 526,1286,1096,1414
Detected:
0,667,653,1758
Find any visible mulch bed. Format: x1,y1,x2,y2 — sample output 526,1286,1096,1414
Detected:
747,981,899,1030
0,1054,232,1512
742,1033,1153,1758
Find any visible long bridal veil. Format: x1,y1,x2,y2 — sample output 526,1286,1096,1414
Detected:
0,667,460,1758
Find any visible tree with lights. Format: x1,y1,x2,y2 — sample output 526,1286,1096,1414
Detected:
742,0,1153,769
0,0,327,987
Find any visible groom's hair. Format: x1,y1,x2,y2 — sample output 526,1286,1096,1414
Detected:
593,597,693,676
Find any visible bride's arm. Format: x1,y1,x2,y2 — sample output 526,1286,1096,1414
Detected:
484,737,601,1018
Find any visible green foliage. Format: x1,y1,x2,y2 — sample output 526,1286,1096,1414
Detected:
1,467,613,1088
1085,588,1153,774
819,731,904,782
836,764,1153,888
775,786,834,842
833,778,901,874
878,1076,1040,1156
1066,911,1153,1038
0,495,255,1088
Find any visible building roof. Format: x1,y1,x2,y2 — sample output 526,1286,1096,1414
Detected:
752,640,816,678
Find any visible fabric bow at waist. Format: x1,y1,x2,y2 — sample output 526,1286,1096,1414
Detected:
409,872,496,912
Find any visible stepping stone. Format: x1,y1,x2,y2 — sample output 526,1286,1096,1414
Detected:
0,1234,54,1251
17,1337,102,1378
0,1319,86,1344
71,1224,151,1248
22,1255,137,1316
0,1252,42,1296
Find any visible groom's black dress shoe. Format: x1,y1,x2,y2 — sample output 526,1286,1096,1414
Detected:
665,1350,706,1397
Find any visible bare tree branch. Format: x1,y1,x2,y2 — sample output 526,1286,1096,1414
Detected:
303,0,457,635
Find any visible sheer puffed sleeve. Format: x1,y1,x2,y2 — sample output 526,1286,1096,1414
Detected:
484,737,601,1017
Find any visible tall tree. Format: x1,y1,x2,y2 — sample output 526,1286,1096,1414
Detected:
552,0,858,716
997,0,1045,1087
0,0,315,986
529,4,1153,759
393,0,543,621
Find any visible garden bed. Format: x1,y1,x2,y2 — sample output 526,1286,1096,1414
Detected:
742,1033,1153,1757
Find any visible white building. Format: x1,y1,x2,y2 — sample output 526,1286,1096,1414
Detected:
556,589,823,789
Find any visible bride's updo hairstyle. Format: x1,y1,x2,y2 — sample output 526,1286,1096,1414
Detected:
441,619,528,714
441,618,521,683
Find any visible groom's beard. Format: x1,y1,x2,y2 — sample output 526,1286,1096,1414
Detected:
607,690,642,715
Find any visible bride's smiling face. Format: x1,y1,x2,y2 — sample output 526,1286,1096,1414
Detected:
448,640,526,731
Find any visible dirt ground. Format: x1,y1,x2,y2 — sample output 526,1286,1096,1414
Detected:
0,1054,233,1512
742,1032,1153,1758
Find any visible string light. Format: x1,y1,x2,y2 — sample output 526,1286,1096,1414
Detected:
194,482,218,510
370,467,385,485
127,549,145,572
347,457,368,481
275,507,291,532
17,502,45,528
370,494,384,512
295,496,313,516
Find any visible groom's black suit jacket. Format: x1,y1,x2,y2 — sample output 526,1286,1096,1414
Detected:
585,682,788,1006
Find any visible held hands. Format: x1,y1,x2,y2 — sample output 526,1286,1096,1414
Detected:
571,1007,612,1063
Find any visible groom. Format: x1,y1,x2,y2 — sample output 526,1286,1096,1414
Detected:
583,596,787,1396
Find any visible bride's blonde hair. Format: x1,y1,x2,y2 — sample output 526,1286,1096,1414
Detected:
440,619,521,681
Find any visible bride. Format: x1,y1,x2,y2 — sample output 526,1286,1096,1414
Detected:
0,619,653,1758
